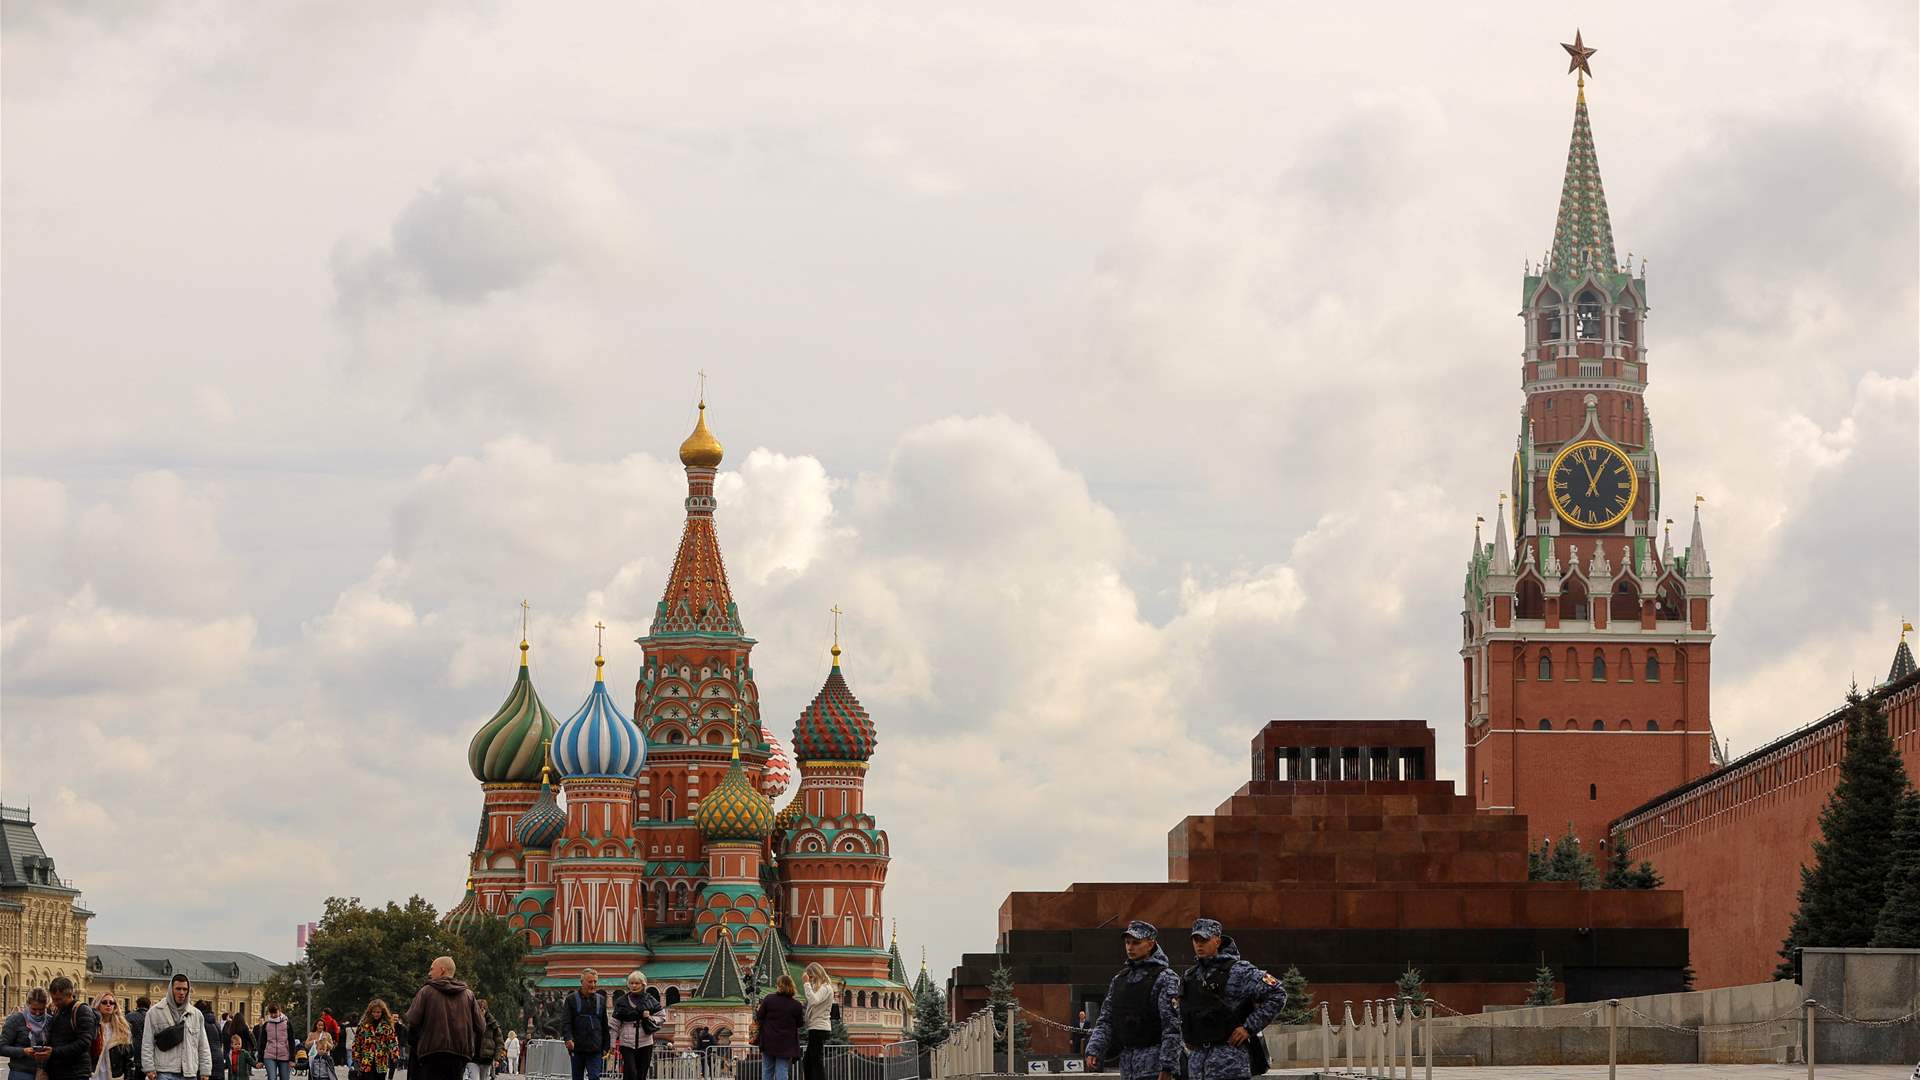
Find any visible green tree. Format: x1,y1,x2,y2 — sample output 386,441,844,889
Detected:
1529,824,1601,889
447,914,533,1021
911,982,950,1048
1271,966,1316,1026
1870,789,1920,947
1776,687,1916,980
1393,967,1425,1019
1523,963,1558,1008
987,964,1030,1057
1601,832,1663,889
304,895,448,1021
260,960,318,1034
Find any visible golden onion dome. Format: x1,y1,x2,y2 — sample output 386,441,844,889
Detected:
695,736,774,842
679,401,725,468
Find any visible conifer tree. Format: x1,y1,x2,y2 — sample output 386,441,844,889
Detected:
1530,824,1601,889
1393,967,1425,1019
912,982,951,1048
1870,789,1920,948
1602,831,1663,890
1272,966,1316,1025
988,964,1031,1056
1523,962,1558,1007
1775,687,1916,979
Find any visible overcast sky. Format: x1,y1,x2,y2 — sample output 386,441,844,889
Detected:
3,2,1915,979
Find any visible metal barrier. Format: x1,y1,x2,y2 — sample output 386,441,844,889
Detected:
649,1042,918,1080
929,1009,993,1079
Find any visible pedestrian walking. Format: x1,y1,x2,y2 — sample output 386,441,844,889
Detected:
464,1000,501,1080
798,965,831,1080
500,1035,518,1079
44,977,101,1080
1070,1010,1089,1058
307,1030,335,1080
140,975,213,1080
609,973,657,1080
560,972,608,1080
90,994,133,1080
318,1015,343,1072
348,1003,398,1080
1177,920,1283,1080
198,1007,224,1080
0,987,53,1080
1083,921,1180,1080
402,958,486,1080
255,1008,294,1080
127,1000,152,1070
226,1037,255,1080
748,978,803,1080
221,1018,249,1058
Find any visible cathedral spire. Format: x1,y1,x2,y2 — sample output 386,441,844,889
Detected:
1686,496,1711,578
652,393,744,637
1549,31,1617,275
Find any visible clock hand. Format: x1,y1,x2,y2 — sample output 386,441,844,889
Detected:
1579,457,1599,497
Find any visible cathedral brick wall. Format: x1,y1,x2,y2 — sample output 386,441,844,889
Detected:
1612,672,1920,989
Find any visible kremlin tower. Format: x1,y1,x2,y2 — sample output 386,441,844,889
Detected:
1462,36,1719,856
457,397,908,1045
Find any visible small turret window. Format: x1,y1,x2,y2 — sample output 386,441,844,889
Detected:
1593,719,1606,731
1538,653,1553,680
1620,309,1637,344
1577,291,1604,340
1592,652,1608,680
1646,720,1660,732
1538,718,1552,730
1645,653,1661,681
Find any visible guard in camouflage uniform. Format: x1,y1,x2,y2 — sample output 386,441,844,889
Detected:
1178,919,1284,1080
1083,921,1181,1080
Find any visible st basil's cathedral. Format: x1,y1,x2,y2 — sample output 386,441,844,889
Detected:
448,401,914,1045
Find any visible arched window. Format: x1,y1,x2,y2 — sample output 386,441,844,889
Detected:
1620,307,1638,344
1538,652,1553,680
1592,719,1606,731
668,730,685,745
1645,653,1661,681
1646,720,1660,732
1517,578,1546,620
1592,652,1608,681
1577,290,1604,340
706,730,725,746
1618,719,1633,731
662,794,676,822
654,884,667,924
1588,783,1598,800
1537,290,1563,341
1538,718,1552,730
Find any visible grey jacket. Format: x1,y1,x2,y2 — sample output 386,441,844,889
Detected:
141,1000,214,1079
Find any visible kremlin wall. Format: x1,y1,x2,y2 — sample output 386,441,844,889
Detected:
453,403,913,1046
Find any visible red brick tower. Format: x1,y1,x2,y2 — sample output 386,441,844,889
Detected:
632,399,779,931
1464,46,1719,856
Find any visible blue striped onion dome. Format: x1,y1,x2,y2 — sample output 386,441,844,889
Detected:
515,771,566,848
553,656,646,779
695,736,775,842
468,642,559,783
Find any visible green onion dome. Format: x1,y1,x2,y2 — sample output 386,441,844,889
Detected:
793,644,875,762
468,640,560,783
443,880,488,934
515,767,566,849
695,736,775,842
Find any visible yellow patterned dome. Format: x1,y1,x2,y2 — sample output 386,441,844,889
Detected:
774,794,806,831
679,401,725,468
696,736,774,842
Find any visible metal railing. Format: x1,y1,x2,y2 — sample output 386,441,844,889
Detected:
527,1040,918,1080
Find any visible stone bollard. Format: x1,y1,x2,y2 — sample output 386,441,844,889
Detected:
1422,999,1433,1080
1805,998,1816,1080
1320,1001,1331,1073
1343,1002,1355,1075
1607,999,1619,1080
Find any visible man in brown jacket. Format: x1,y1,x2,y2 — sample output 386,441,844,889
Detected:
404,957,486,1080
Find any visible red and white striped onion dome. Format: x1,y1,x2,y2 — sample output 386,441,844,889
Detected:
761,729,792,798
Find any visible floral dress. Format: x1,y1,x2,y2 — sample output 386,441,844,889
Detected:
350,1018,398,1077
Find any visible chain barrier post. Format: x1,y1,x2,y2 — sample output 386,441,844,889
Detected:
1377,999,1388,1079
1421,999,1433,1080
1606,999,1618,1080
1343,1002,1354,1074
1319,1002,1330,1073
1804,998,1815,1080
1363,1000,1376,1077
1384,998,1395,1077
1401,999,1412,1080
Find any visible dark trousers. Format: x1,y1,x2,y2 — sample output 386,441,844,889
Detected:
803,1032,827,1080
569,1051,604,1080
618,1046,651,1080
414,1055,469,1080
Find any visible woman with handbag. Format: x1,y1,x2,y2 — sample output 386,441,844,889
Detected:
88,995,132,1080
348,1002,398,1080
609,972,659,1080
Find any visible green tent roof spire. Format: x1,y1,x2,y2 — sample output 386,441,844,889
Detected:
1548,74,1617,275
693,928,749,1002
749,927,794,998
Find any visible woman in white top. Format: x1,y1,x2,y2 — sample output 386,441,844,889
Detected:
502,1034,520,1077
800,964,833,1080
610,970,660,1080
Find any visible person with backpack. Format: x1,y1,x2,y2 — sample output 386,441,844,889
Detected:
1178,920,1283,1080
43,978,100,1080
1083,921,1181,1080
140,974,212,1080
560,972,608,1080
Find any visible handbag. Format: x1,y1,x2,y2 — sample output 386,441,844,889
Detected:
154,1016,188,1052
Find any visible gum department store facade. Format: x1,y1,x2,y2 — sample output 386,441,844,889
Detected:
451,403,912,1045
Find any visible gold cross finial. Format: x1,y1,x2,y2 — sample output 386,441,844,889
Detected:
593,621,607,680
829,604,845,667
697,369,709,407
520,599,531,656
1903,619,1913,642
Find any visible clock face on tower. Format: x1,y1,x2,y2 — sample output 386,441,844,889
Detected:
1549,439,1639,530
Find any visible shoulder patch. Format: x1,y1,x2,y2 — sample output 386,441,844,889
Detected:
1261,973,1280,987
